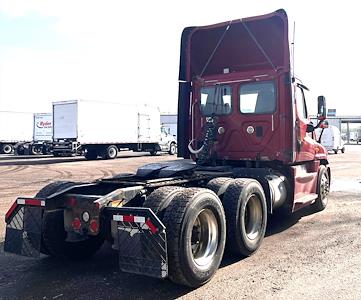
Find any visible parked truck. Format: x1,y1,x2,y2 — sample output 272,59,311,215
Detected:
0,111,33,154
4,10,330,288
15,113,53,155
52,100,177,159
316,125,345,154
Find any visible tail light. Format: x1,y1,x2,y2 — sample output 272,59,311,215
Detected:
89,219,99,234
72,218,82,231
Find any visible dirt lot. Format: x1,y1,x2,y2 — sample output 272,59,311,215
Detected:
0,148,361,299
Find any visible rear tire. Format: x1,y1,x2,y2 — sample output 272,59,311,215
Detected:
150,150,157,156
162,188,226,287
143,186,184,219
30,145,42,155
207,177,233,198
101,145,118,159
42,210,104,260
222,179,267,257
36,181,79,255
1,144,13,154
341,147,345,153
333,149,338,154
84,149,98,160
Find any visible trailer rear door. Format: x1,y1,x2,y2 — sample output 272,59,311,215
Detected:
53,101,78,140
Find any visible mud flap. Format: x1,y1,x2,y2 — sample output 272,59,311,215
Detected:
106,207,168,279
4,198,45,258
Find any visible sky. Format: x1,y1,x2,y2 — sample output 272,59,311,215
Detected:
0,0,360,116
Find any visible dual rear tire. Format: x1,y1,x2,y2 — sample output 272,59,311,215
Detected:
144,179,267,287
144,187,226,287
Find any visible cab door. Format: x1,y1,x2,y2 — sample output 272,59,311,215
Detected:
294,84,316,162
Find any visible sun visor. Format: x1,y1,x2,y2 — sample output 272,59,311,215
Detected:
179,9,290,81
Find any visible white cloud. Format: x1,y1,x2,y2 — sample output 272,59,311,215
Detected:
1,0,361,115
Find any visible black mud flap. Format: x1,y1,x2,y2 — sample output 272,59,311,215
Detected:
106,207,168,279
4,198,45,258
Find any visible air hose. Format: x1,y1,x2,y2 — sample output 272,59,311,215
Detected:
188,117,218,165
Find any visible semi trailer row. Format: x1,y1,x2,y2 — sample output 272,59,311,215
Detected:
4,9,330,288
52,100,177,159
0,111,52,155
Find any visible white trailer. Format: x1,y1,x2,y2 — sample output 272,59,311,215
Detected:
0,111,33,154
52,100,177,159
316,125,345,154
15,113,53,155
161,114,177,140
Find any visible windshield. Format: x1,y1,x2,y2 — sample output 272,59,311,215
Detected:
200,85,232,116
239,80,276,114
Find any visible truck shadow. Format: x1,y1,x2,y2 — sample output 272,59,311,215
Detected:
0,206,317,299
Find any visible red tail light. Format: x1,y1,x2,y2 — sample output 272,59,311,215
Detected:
89,219,99,233
72,217,82,230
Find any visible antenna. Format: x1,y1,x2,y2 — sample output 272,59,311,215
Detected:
291,21,296,80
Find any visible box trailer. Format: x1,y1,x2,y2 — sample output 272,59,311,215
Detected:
52,100,177,159
15,113,53,155
0,111,33,154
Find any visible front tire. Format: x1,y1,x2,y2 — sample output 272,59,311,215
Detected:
168,142,176,155
162,188,226,287
313,165,330,211
222,179,267,257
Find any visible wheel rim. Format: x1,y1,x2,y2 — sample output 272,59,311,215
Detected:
3,145,12,154
320,172,329,206
243,194,263,240
171,144,176,154
191,208,219,270
108,147,116,158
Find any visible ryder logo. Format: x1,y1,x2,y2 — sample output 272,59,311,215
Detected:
36,121,52,129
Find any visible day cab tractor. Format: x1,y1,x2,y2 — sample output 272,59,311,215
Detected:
4,9,330,288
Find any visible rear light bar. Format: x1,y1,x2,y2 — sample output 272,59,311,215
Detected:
5,198,45,222
113,214,158,234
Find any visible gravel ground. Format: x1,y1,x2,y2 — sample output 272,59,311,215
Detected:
0,147,360,299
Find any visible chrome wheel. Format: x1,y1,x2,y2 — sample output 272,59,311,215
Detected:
243,194,263,240
2,144,13,154
108,147,117,158
320,172,330,206
191,208,219,270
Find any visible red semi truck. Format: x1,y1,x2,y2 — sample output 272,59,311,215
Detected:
4,9,330,288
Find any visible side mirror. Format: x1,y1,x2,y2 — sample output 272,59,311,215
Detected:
317,96,327,120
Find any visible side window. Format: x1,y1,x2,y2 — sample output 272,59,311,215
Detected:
239,81,276,114
295,86,308,119
200,85,232,116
